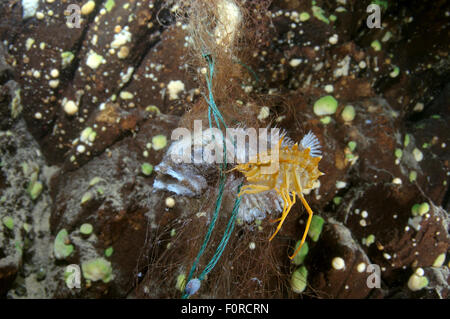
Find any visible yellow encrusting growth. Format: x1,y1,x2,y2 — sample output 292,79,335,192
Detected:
233,136,323,259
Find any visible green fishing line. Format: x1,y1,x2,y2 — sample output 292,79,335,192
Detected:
182,55,243,299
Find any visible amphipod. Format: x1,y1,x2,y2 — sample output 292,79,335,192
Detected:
233,131,324,259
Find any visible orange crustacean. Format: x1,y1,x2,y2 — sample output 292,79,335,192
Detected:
232,131,324,259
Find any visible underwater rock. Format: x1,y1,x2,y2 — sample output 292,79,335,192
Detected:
49,113,180,297
334,183,449,290
307,219,376,299
9,1,193,166
0,0,448,299
0,120,53,297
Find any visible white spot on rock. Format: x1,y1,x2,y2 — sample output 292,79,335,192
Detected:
336,181,347,189
332,257,345,270
76,145,86,153
63,100,78,116
165,196,176,208
22,0,39,19
86,50,105,70
324,84,334,93
257,106,270,121
289,58,302,67
167,80,185,100
413,148,423,162
356,263,366,273
111,29,132,49
328,34,339,45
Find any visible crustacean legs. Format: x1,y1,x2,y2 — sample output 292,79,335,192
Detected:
237,160,315,260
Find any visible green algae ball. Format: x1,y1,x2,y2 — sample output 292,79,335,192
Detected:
411,203,420,216
312,6,329,24
411,202,430,216
407,274,428,291
292,241,309,266
141,163,153,176
320,116,332,124
341,105,355,122
80,223,93,235
418,202,430,216
176,273,187,292
390,66,400,78
299,12,310,22
291,266,308,293
61,51,75,68
371,40,382,51
81,192,93,204
308,215,325,242
348,141,357,152
105,246,114,257
28,181,43,200
433,253,446,268
404,134,411,147
54,229,74,260
23,223,31,233
89,176,103,186
366,234,375,246
2,216,14,230
152,135,167,151
104,0,115,12
82,258,113,283
333,196,342,205
313,96,338,116
145,105,161,114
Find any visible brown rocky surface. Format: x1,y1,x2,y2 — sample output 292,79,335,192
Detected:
0,0,448,299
